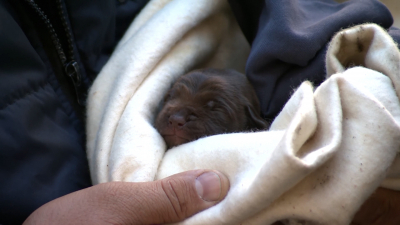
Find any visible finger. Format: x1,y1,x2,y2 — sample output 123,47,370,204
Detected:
106,169,230,224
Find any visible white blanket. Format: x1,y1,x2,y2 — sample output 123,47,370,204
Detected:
86,0,400,224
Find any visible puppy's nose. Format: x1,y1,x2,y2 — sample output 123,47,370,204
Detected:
169,114,186,127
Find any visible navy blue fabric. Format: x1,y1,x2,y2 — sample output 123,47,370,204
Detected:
0,0,148,224
229,0,400,122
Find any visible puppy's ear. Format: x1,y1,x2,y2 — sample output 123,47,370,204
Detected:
245,105,269,130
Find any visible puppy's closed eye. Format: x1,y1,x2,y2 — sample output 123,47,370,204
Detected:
155,68,268,148
206,100,215,109
188,114,198,121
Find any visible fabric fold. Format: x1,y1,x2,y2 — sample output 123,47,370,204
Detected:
87,0,400,222
87,0,250,184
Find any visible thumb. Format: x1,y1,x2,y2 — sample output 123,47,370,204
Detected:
23,170,229,225
110,169,230,224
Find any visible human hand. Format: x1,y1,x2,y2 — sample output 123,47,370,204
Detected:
351,187,400,225
23,170,229,225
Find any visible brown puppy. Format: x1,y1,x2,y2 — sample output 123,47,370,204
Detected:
155,68,268,148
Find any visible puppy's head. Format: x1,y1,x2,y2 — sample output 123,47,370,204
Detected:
155,68,268,148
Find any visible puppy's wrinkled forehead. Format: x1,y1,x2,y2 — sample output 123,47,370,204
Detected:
170,72,230,102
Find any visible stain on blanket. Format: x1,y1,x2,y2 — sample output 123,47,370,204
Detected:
336,25,374,69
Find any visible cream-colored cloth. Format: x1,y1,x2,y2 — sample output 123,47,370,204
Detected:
86,0,400,224
86,0,250,183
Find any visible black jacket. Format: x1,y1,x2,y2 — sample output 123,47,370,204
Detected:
0,0,148,224
2,0,400,224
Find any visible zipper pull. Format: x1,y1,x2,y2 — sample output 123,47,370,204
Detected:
65,61,86,106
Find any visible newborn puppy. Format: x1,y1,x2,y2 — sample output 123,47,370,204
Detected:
155,68,268,148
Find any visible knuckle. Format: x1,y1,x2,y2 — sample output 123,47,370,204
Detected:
160,178,192,221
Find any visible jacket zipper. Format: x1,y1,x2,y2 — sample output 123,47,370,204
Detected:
24,0,86,106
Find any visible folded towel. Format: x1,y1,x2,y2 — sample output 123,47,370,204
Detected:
86,0,400,223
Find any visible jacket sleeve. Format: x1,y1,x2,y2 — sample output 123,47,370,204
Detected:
228,0,397,121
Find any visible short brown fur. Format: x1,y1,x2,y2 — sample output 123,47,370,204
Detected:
154,68,268,148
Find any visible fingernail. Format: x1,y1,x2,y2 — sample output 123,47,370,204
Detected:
195,172,222,202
